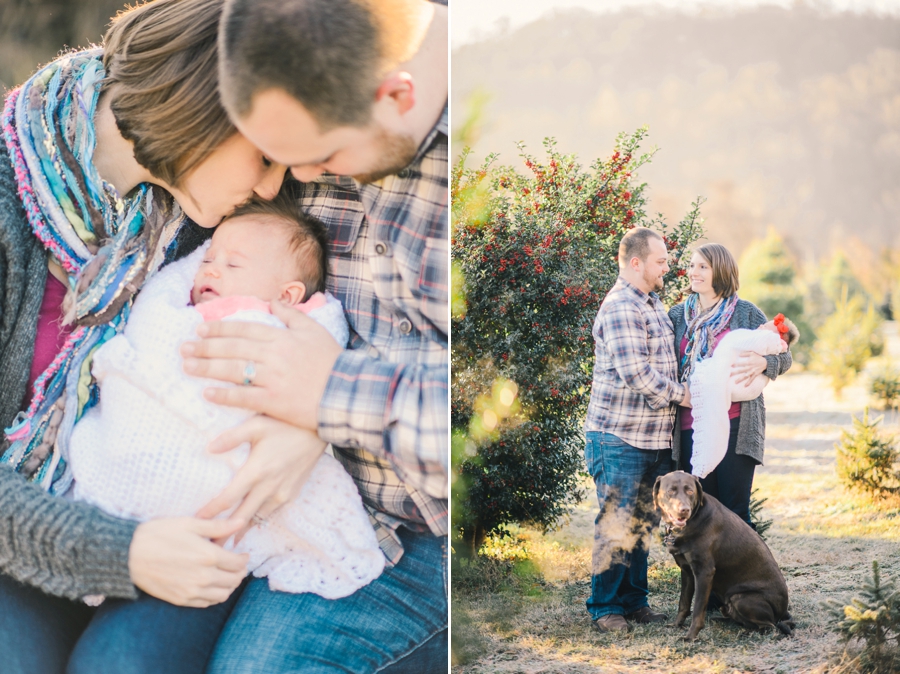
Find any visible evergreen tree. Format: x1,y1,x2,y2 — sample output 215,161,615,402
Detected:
739,228,814,362
834,408,900,497
821,250,867,307
813,290,883,395
825,561,900,673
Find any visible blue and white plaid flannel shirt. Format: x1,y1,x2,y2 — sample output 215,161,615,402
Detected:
295,107,448,565
584,277,686,451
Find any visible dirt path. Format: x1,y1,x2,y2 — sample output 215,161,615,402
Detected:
452,322,900,673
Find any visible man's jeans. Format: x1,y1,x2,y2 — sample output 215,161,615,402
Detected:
208,527,448,674
584,431,672,620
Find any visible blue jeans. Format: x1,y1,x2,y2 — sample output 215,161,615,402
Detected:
208,527,448,673
584,431,673,620
0,571,241,674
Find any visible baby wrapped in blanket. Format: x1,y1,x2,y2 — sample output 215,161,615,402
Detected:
688,314,798,478
68,199,385,599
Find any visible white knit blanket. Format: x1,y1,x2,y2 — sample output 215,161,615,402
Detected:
688,328,786,479
68,245,384,598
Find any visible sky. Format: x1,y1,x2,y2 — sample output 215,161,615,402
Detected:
451,0,900,47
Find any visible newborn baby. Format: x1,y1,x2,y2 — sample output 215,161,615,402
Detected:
688,315,798,478
68,195,384,599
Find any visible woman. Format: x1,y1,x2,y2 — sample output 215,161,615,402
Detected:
0,1,297,672
669,243,792,529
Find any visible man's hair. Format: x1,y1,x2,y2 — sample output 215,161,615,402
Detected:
220,0,422,129
618,227,664,270
103,0,235,188
226,187,329,300
693,243,740,298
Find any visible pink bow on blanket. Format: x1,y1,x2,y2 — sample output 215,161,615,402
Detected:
194,292,328,322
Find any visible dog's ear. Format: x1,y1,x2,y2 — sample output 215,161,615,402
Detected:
653,475,664,510
692,475,705,508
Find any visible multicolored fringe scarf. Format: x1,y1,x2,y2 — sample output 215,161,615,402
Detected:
680,292,739,382
1,49,183,494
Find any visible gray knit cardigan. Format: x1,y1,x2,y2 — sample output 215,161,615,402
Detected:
668,299,792,466
0,142,139,601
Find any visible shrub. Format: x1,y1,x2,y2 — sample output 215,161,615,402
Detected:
825,561,900,673
451,129,704,551
871,367,900,411
812,288,883,395
749,488,773,538
835,408,900,499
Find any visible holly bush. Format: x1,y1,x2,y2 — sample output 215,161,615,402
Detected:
452,128,704,551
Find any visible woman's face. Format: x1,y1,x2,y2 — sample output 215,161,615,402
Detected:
166,133,288,228
688,252,716,297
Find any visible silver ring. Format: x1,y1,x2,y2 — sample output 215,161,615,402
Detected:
242,360,256,386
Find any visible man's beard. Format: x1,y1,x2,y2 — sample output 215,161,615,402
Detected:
351,128,419,184
643,268,664,292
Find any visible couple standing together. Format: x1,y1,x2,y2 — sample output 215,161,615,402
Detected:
0,0,448,672
583,227,793,633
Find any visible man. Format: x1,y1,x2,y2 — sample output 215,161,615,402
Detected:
182,0,448,671
583,227,690,633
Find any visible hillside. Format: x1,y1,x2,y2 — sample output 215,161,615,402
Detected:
452,5,900,261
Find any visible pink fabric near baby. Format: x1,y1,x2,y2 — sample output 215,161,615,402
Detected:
194,291,328,322
27,274,72,398
680,331,741,431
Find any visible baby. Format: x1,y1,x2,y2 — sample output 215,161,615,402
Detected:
68,194,385,599
688,314,798,478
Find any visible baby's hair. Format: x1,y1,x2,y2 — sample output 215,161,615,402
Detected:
226,188,329,301
781,316,800,347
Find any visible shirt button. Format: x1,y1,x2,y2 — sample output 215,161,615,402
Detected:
397,168,410,179
398,318,413,334
374,242,388,255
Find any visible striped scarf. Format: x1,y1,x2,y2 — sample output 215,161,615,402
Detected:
1,50,183,494
680,292,739,383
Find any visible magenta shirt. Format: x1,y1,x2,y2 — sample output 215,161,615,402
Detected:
26,273,73,398
679,329,741,431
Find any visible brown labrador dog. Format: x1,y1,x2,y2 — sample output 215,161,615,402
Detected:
653,470,795,641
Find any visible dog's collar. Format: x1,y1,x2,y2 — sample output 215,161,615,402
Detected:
663,523,682,546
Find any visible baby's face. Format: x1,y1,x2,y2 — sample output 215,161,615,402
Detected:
191,215,300,305
758,321,779,334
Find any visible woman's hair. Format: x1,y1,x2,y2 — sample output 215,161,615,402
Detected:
226,186,329,300
693,242,740,298
103,0,234,188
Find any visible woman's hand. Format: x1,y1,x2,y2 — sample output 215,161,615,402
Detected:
129,517,249,607
180,300,342,430
196,416,327,541
733,352,768,385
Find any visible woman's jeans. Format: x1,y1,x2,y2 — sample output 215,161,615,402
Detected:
208,527,448,674
682,415,759,529
0,572,241,674
584,431,673,621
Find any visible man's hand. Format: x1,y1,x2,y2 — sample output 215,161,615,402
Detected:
732,352,768,386
196,416,327,542
129,518,249,607
679,385,692,408
181,300,342,430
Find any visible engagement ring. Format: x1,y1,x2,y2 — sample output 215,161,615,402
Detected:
243,360,256,386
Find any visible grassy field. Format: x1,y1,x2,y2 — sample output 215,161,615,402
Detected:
452,326,900,673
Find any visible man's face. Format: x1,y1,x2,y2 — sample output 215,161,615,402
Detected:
233,88,418,184
639,238,670,293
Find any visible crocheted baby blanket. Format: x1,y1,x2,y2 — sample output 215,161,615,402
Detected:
68,244,383,598
688,328,786,479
